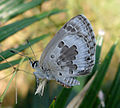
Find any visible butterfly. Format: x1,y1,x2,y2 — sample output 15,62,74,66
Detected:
23,15,96,95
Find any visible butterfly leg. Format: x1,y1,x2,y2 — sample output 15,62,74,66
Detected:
35,79,47,96
33,72,48,96
33,71,46,88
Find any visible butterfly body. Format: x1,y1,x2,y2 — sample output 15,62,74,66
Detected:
31,15,96,89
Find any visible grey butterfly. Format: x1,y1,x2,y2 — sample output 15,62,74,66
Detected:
29,15,96,95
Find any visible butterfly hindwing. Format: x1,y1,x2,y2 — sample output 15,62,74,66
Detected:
39,15,96,87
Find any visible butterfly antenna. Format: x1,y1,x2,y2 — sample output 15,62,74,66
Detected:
26,40,37,61
10,49,34,64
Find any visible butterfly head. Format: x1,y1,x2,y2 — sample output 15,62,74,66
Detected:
28,58,39,69
31,61,39,69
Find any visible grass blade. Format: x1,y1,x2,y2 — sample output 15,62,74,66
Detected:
1,0,48,22
79,42,117,108
0,33,50,62
0,0,23,13
66,73,96,108
105,63,120,108
0,58,27,71
54,88,72,108
92,35,103,73
0,8,66,42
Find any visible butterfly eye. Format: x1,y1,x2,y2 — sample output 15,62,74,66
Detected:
32,61,39,68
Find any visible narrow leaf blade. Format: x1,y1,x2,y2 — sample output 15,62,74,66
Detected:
1,0,47,22
79,42,117,108
0,34,50,62
106,63,120,108
0,8,66,42
54,88,72,108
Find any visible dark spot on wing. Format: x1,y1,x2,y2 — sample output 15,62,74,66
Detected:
86,43,89,48
86,57,91,61
88,50,90,53
72,45,77,49
61,66,64,69
59,45,78,62
56,44,79,74
90,29,93,33
84,38,87,42
87,23,90,26
69,69,73,74
89,60,94,64
78,69,90,75
69,64,77,70
90,47,94,49
63,24,67,29
58,41,64,48
60,45,69,53
90,53,94,56
57,61,61,65
73,64,78,70
59,73,62,76
66,61,73,65
67,26,72,31
71,28,76,32
78,34,83,37
91,36,95,39
83,21,86,24
78,16,82,20
51,55,55,58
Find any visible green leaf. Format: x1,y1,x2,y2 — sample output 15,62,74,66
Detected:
0,8,66,42
93,36,103,73
0,0,10,6
54,88,72,108
0,58,27,71
105,63,120,108
0,0,23,13
0,34,50,62
0,0,48,22
79,42,117,108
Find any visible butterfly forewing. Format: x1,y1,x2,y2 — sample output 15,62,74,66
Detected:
39,15,96,87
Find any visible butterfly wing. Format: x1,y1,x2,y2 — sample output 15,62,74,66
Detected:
39,15,96,86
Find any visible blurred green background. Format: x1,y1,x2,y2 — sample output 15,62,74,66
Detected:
0,0,120,108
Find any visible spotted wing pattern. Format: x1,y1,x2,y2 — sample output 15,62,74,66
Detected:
40,15,96,87
52,15,96,75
